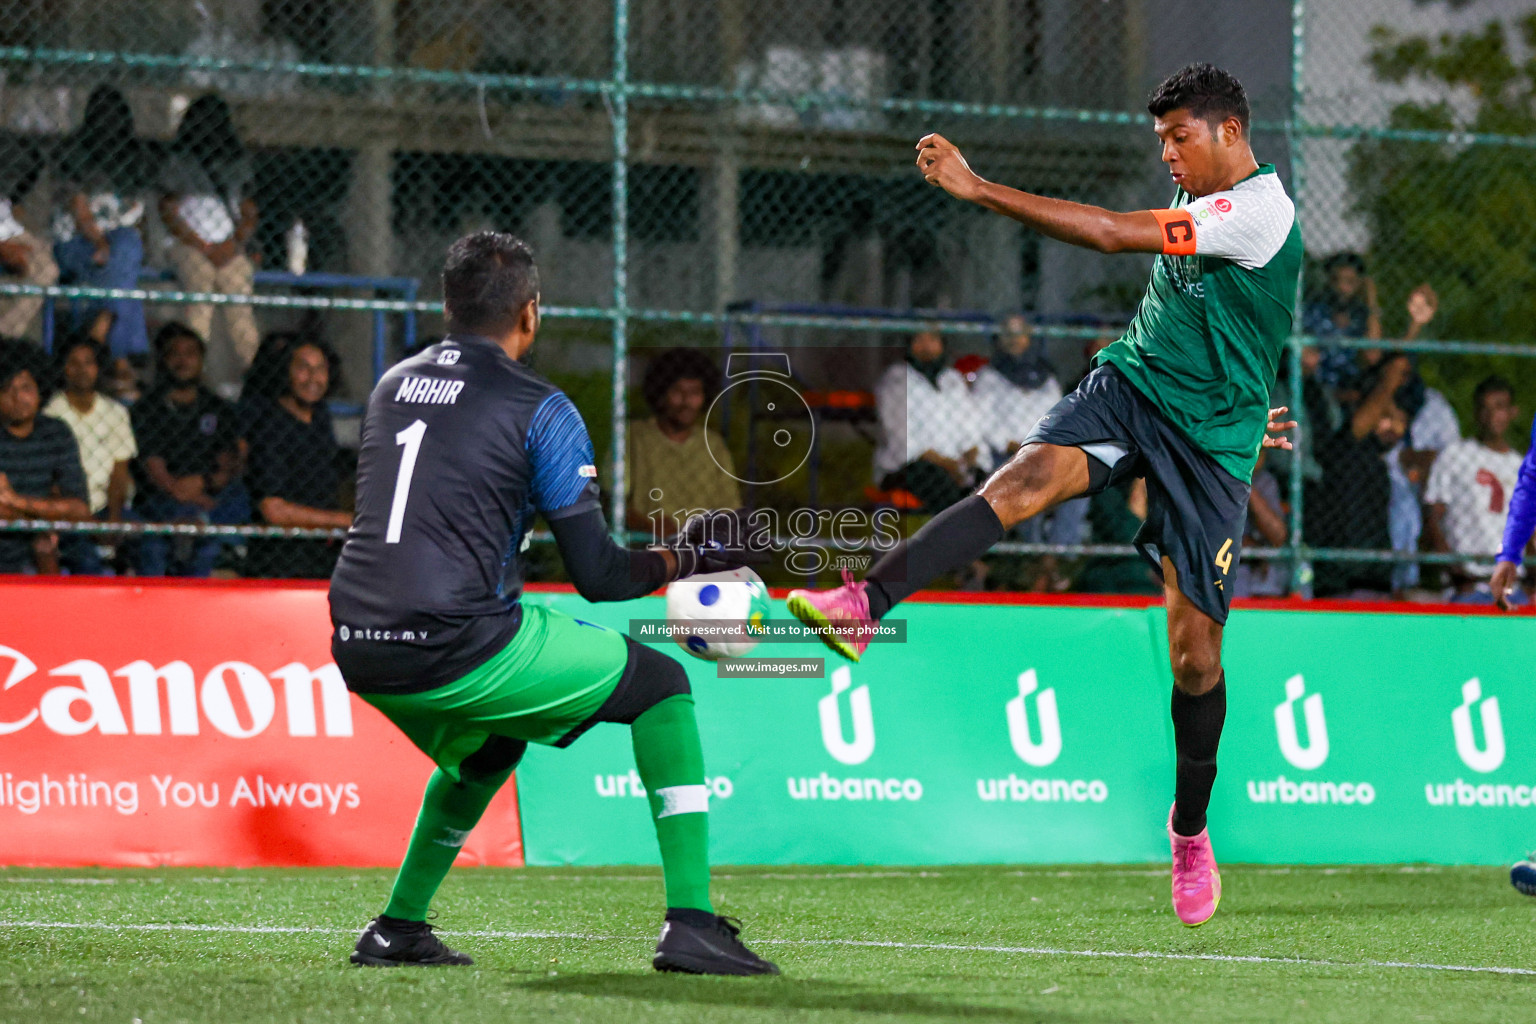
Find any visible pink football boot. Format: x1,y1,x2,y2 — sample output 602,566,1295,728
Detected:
1168,804,1222,927
786,571,876,662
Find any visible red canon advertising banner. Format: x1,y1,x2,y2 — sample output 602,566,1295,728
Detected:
0,579,522,868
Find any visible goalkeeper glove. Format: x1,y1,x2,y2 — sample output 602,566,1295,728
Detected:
666,508,771,579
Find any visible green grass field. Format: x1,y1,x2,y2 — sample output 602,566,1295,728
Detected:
3,864,1534,1023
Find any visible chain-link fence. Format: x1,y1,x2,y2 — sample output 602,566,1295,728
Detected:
0,0,1533,597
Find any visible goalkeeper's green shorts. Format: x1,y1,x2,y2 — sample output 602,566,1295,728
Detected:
358,604,629,779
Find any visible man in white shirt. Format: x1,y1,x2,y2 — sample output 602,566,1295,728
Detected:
872,330,981,512
1425,376,1525,597
42,335,136,520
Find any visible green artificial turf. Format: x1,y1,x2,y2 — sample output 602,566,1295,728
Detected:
2,864,1534,1023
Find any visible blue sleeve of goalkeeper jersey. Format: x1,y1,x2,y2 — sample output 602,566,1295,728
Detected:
1498,416,1536,563
526,391,603,520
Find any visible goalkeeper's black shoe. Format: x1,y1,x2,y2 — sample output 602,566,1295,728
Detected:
652,911,780,975
349,916,474,967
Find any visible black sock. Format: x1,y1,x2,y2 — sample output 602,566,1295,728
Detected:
665,906,718,928
1170,673,1226,837
378,914,428,931
866,494,1004,620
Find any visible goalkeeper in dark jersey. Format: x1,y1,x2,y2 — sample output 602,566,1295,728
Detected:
789,64,1299,928
328,232,776,975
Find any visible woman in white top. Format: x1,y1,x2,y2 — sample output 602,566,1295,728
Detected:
158,94,261,374
872,330,980,512
52,85,151,358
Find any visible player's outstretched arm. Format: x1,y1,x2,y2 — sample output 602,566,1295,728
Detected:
548,507,769,602
916,133,1165,255
549,507,675,602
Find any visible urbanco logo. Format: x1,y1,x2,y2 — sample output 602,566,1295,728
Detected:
1451,678,1505,774
1005,669,1061,768
819,666,874,765
1274,674,1328,771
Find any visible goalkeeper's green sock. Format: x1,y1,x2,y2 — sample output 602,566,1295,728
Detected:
631,694,714,913
382,764,512,922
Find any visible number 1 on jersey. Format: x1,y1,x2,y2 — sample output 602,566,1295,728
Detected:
386,419,427,544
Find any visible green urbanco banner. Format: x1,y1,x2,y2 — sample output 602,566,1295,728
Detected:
514,593,1536,866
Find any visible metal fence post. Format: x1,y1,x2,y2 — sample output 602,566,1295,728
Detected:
1287,0,1308,595
609,0,631,539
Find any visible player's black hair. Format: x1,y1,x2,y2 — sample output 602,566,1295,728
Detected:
1474,374,1515,411
442,231,540,337
641,347,723,415
1147,63,1250,135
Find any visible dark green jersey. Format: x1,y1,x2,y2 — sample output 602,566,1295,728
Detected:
1096,164,1303,482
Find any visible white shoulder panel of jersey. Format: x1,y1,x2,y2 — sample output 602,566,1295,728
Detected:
1186,173,1296,270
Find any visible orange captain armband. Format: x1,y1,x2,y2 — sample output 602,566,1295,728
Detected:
1151,208,1197,256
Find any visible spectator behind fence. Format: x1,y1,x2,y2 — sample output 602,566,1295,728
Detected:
1303,252,1379,389
51,85,151,359
158,94,260,380
130,323,248,576
42,335,135,523
971,314,1063,463
873,329,981,513
1307,354,1408,598
0,340,90,573
1073,478,1159,595
1234,450,1289,597
970,314,1085,590
243,337,351,578
235,330,305,448
626,346,741,537
0,142,60,342
1382,287,1458,592
1337,336,1458,594
1425,375,1526,602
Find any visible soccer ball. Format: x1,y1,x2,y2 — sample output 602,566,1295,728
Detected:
665,567,770,661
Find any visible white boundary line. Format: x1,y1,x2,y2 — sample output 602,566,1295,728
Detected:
1,919,1531,977
0,866,1454,885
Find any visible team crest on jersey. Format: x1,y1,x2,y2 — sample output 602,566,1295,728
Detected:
436,349,461,365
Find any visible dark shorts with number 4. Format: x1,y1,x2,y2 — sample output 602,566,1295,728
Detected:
1023,364,1252,625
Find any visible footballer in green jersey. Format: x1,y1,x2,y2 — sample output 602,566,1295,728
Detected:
788,63,1300,929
